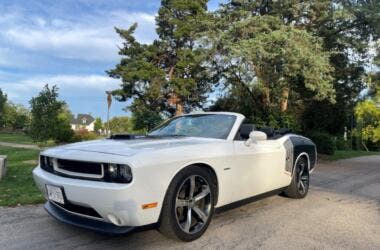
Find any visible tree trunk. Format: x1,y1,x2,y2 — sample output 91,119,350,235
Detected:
167,66,184,116
280,88,289,112
175,101,184,116
263,86,270,107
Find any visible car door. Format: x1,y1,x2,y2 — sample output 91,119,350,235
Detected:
229,138,287,203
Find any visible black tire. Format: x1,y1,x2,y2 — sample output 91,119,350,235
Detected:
158,166,216,241
283,155,310,199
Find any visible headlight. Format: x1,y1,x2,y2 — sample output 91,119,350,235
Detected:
105,163,133,183
118,164,133,183
108,163,118,179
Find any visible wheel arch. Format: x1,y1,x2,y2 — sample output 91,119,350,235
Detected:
167,162,219,206
292,152,310,176
192,163,219,205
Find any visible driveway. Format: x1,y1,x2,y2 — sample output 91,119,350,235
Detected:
1,156,379,249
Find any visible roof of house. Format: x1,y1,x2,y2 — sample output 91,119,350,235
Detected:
71,114,95,126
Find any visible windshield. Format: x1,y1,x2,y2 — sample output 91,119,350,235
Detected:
149,114,236,139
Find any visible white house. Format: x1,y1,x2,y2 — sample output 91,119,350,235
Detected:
71,114,95,131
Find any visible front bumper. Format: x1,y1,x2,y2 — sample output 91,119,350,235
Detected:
33,166,163,228
44,201,134,234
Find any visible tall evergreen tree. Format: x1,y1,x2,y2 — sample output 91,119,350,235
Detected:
109,0,213,130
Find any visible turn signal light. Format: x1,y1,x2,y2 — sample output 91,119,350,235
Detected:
142,202,158,209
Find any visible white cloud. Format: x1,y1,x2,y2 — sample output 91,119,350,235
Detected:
0,4,156,119
0,47,30,67
5,28,119,61
1,74,120,101
0,11,157,62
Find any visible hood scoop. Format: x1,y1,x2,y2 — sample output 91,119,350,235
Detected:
108,134,145,140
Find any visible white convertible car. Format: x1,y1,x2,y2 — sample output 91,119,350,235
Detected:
33,112,316,241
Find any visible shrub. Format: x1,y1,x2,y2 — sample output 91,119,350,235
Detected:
71,129,99,142
336,136,350,150
308,132,336,155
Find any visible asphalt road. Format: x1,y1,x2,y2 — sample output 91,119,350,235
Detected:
1,156,379,250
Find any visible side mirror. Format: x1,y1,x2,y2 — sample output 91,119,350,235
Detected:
245,131,267,146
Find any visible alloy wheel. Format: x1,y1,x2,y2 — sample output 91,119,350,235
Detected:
296,159,309,195
175,175,212,234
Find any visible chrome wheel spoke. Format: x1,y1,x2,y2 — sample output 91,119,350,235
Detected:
299,179,305,193
184,207,192,232
193,206,208,223
176,198,189,208
189,176,196,198
299,165,304,178
194,185,210,202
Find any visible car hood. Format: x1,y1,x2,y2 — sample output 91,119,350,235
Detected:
53,137,221,157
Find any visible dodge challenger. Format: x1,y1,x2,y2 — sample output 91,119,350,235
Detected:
33,112,316,241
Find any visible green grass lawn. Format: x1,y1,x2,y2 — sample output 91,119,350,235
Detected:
323,150,380,161
0,132,35,145
0,146,44,206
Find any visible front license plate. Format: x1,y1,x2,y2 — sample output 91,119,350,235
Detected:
46,185,65,205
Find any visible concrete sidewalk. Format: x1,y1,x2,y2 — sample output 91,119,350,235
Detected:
0,141,40,150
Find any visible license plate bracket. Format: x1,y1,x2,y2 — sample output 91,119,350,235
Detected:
46,184,65,205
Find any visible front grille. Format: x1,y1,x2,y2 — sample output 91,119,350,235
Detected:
53,201,102,219
39,155,132,183
40,156,53,173
57,159,103,176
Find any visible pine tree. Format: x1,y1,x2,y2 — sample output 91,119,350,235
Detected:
108,0,213,130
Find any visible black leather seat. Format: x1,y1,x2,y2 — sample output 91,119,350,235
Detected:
237,124,256,140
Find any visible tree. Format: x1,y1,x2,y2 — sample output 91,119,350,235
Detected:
211,0,380,134
29,84,70,142
208,14,334,127
155,0,213,115
354,100,380,150
94,117,103,132
108,116,135,133
3,103,30,130
54,105,74,142
108,0,214,130
0,89,30,130
0,89,7,128
235,16,334,108
367,42,380,104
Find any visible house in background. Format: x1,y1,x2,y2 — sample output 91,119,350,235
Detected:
71,114,95,131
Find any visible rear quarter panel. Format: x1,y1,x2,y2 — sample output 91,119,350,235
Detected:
289,136,317,171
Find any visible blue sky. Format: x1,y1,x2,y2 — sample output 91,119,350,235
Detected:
0,0,223,120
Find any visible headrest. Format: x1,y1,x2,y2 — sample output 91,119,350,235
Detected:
240,124,256,139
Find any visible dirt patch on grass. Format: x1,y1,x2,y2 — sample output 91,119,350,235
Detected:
22,160,38,165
